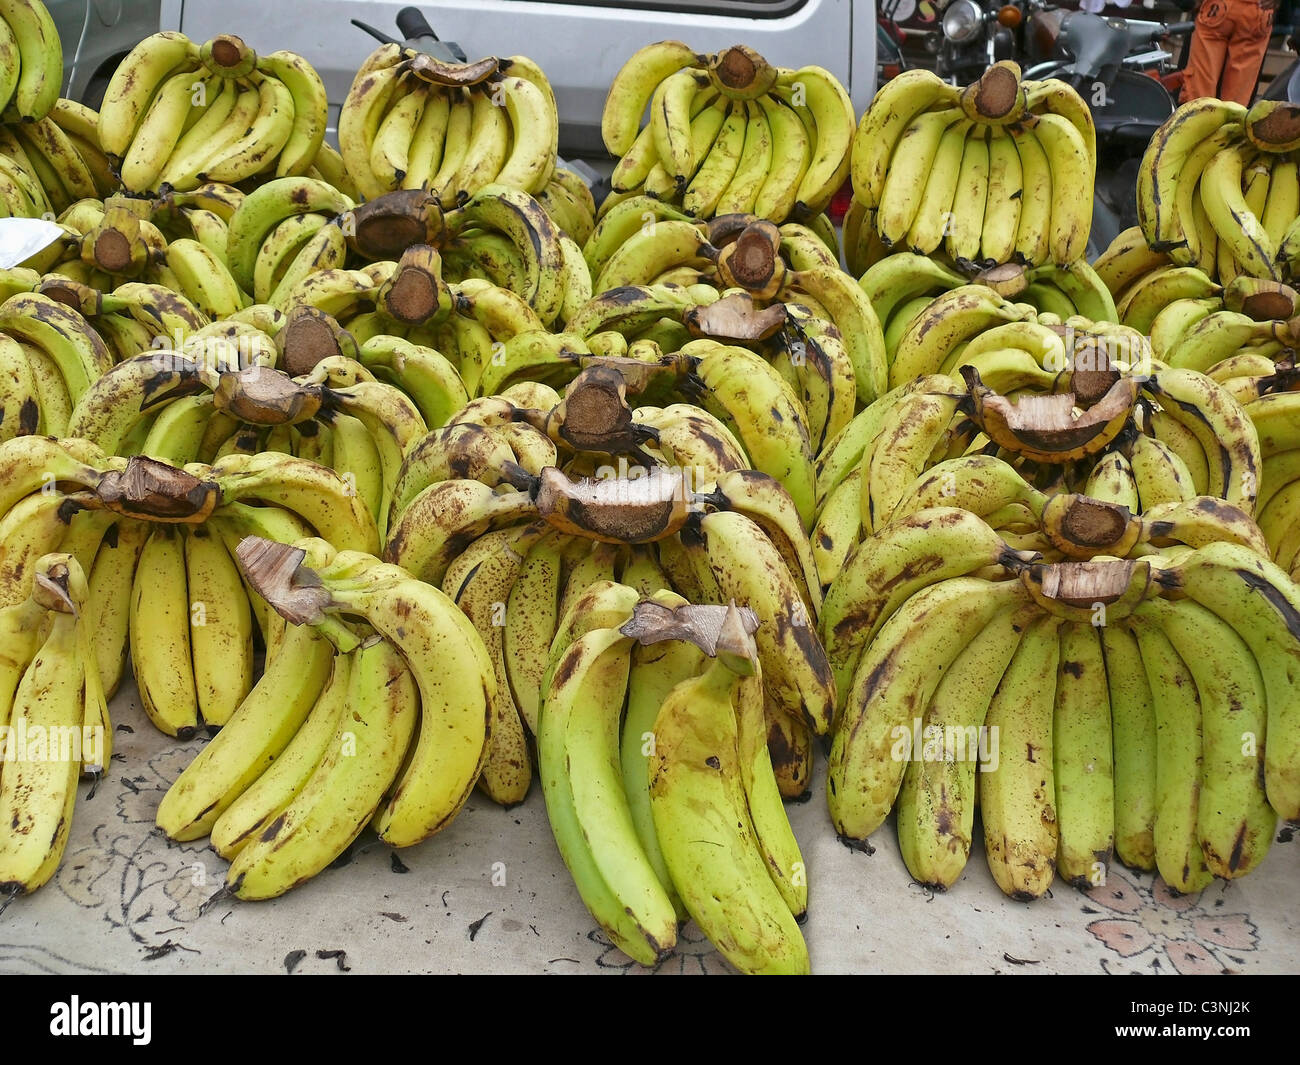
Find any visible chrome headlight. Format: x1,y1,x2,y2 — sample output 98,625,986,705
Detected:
942,0,983,42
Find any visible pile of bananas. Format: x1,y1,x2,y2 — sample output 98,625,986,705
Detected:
810,251,1297,902
98,31,328,192
1138,97,1300,284
845,61,1095,273
823,525,1298,899
0,554,109,898
602,41,854,223
8,11,1300,972
339,43,558,203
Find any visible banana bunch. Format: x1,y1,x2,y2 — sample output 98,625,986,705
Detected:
582,214,884,404
0,0,60,124
0,435,126,611
0,430,381,736
813,370,1058,596
285,269,548,387
208,174,350,306
810,356,1263,595
149,536,492,899
601,41,853,223
1138,97,1300,283
850,61,1095,269
825,533,1297,896
537,591,809,973
463,334,820,524
98,31,328,193
442,184,578,328
1142,277,1299,371
1093,231,1300,369
31,183,317,322
0,95,122,221
64,341,445,542
61,185,245,274
47,101,119,198
860,254,1116,368
321,183,579,330
584,199,714,291
822,492,1271,711
76,284,266,368
0,553,111,899
273,246,562,392
879,282,1139,390
69,194,171,281
860,253,970,364
26,192,255,322
338,44,557,204
5,197,132,286
0,129,52,217
584,197,836,294
566,286,855,455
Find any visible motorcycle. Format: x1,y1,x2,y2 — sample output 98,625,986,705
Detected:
934,0,1021,85
933,0,1192,257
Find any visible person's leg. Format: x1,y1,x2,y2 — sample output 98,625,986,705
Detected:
1219,0,1274,104
1179,0,1234,102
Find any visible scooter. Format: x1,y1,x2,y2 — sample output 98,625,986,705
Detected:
934,0,1020,86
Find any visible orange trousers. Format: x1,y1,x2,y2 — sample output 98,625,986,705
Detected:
1180,0,1275,105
